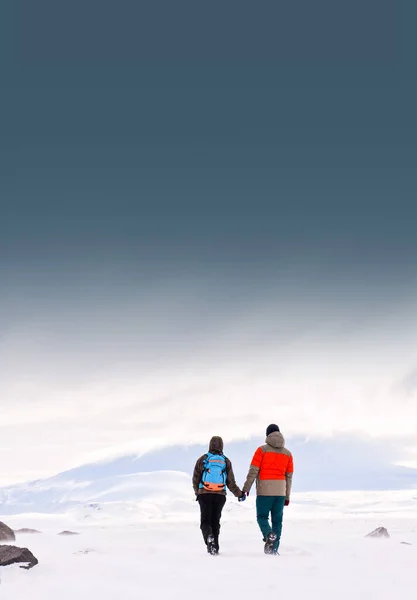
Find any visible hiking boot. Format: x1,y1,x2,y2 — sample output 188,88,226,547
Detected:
264,531,277,555
207,534,218,556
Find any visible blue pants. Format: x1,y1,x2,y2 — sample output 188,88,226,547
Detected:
256,496,286,552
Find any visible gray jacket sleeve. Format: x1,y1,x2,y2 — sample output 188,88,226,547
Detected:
242,464,259,494
285,453,294,499
285,472,293,499
242,446,263,493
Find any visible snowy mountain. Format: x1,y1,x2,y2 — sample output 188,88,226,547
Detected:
0,465,192,516
1,437,417,517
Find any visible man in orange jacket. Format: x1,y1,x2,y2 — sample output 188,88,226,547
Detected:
242,424,294,554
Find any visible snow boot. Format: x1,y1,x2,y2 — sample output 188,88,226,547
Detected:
207,534,218,555
264,531,277,555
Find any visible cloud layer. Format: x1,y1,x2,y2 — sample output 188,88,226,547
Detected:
1,274,417,484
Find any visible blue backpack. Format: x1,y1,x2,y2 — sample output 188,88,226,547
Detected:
199,452,228,492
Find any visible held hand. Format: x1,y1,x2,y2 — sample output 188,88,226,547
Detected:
285,499,290,507
238,491,247,502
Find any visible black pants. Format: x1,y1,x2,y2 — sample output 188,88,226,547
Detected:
198,494,226,550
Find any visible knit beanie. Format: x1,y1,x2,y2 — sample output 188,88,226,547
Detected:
266,424,280,436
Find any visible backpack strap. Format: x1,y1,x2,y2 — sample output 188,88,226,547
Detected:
199,454,210,487
218,454,227,483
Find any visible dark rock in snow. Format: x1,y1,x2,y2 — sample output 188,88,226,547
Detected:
74,548,95,555
58,530,80,536
14,528,42,535
0,522,15,542
0,545,38,570
401,541,412,545
85,503,101,511
366,527,390,538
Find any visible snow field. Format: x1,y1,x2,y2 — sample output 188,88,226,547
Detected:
1,506,416,600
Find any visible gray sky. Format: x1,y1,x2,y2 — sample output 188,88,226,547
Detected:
1,2,416,484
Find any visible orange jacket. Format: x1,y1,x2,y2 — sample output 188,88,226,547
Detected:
243,431,294,497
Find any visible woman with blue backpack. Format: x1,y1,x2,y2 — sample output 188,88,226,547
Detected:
193,436,245,555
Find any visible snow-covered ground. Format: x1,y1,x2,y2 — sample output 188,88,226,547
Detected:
1,491,416,599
